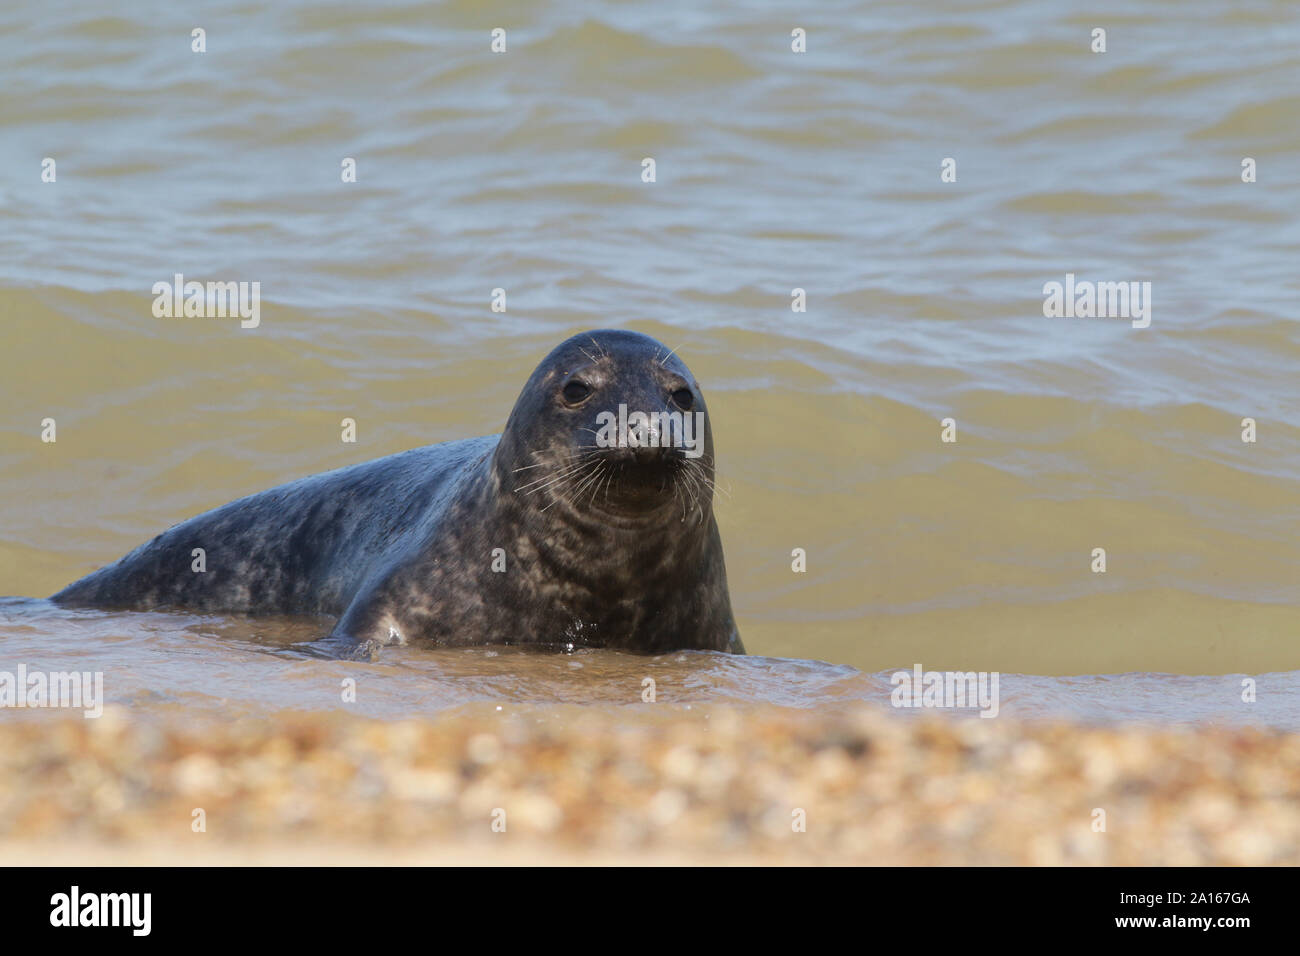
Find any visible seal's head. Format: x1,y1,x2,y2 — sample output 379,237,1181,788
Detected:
496,329,716,527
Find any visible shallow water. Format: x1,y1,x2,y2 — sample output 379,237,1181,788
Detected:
4,598,1297,730
2,1,1299,727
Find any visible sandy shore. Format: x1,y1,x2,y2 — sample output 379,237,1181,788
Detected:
2,704,1297,866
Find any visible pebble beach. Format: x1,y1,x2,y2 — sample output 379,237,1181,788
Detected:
3,705,1296,866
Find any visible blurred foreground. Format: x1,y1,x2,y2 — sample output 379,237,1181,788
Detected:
2,705,1296,866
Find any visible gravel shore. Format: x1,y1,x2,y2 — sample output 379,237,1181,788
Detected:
2,704,1297,865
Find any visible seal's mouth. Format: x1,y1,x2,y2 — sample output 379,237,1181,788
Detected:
600,449,682,504
587,446,717,527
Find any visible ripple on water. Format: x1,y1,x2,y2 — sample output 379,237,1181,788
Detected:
1,599,1297,731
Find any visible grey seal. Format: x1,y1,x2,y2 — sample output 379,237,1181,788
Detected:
52,329,744,654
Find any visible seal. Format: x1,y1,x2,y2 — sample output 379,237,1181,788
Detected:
52,329,744,654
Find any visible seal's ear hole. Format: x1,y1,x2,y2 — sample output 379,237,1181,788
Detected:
671,388,694,411
562,380,592,405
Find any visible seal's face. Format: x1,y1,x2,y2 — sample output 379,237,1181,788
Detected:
498,329,716,526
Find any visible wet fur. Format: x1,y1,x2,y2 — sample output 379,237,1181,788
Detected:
53,330,743,654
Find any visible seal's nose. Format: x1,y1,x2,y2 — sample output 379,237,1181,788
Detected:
632,443,671,465
607,440,673,465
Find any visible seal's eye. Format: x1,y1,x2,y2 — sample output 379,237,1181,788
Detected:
562,381,592,405
671,388,694,411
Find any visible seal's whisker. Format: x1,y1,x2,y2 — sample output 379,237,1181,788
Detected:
683,457,729,500
580,463,602,509
515,465,584,494
514,458,594,493
683,462,711,524
521,467,591,497
704,475,732,500
513,450,584,474
539,460,601,512
679,465,705,521
571,462,605,509
659,342,685,367
599,466,614,506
